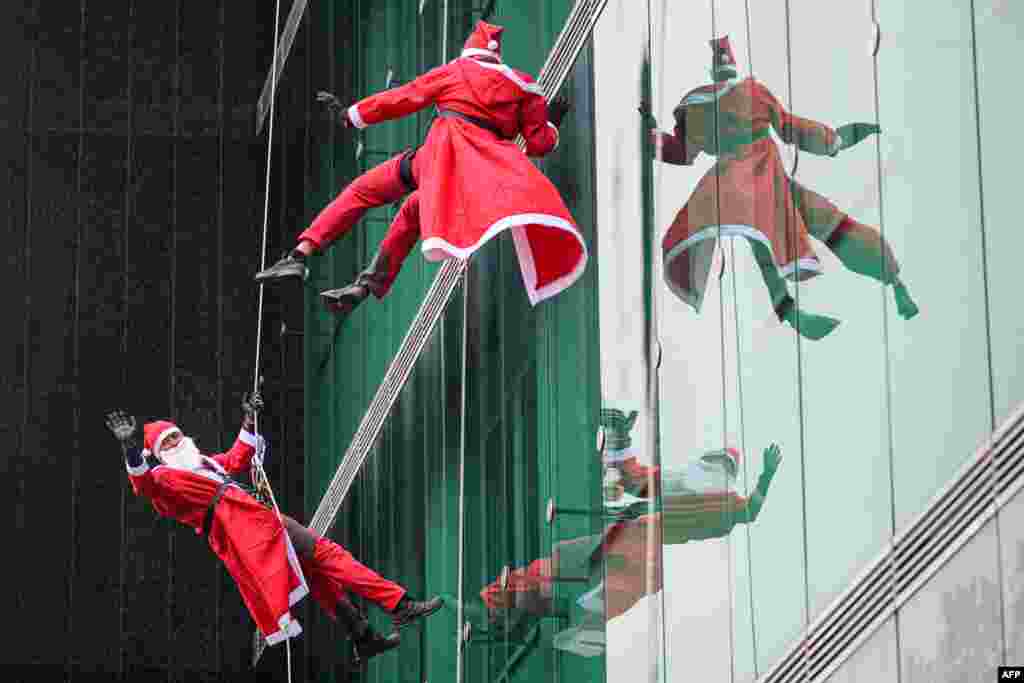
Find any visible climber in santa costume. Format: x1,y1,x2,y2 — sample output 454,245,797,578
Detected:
254,20,584,311
481,415,781,622
650,36,918,340
105,393,441,664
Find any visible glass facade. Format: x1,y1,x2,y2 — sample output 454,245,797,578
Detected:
302,1,1023,681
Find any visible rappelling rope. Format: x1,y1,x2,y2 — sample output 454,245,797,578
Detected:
250,0,293,678
455,268,468,683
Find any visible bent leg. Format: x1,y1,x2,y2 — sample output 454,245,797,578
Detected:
792,179,900,283
300,535,406,613
371,192,423,298
299,152,411,252
824,216,901,284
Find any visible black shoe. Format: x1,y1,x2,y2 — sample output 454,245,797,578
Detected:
320,283,370,316
390,596,443,630
336,596,401,667
352,629,400,666
255,252,308,283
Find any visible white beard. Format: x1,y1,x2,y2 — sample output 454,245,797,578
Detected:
160,437,205,471
662,460,737,496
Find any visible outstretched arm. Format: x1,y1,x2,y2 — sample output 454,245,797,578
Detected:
640,103,698,166
211,391,266,476
760,82,842,157
738,443,782,524
344,65,450,129
107,410,159,498
519,93,564,158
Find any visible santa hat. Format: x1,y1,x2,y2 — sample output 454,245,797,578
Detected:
710,36,738,77
701,447,742,477
462,20,504,61
143,420,182,458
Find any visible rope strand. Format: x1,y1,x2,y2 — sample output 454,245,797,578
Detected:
250,0,293,677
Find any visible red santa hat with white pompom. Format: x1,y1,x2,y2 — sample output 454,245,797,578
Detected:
462,20,504,61
143,419,181,460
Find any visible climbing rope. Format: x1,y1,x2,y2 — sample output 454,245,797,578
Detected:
250,0,294,677
455,267,469,683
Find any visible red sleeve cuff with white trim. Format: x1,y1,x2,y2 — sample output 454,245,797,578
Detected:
348,104,367,129
125,447,151,476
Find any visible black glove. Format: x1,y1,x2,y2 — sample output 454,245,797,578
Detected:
638,100,657,128
547,96,571,128
317,91,350,127
105,410,138,451
242,391,264,426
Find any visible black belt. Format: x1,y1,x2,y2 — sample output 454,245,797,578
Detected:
398,148,417,191
436,108,507,139
202,480,234,539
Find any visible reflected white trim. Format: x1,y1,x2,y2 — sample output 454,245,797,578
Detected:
828,133,844,156
422,213,587,306
463,58,543,95
603,446,636,464
348,104,367,129
663,223,823,306
681,78,740,105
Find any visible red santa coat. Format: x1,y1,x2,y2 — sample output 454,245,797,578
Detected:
660,77,846,311
347,56,587,305
126,429,308,645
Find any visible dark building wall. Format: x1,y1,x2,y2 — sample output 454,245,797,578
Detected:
3,1,308,680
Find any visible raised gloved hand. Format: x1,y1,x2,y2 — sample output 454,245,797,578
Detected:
547,96,571,128
317,91,351,128
756,443,782,496
637,100,657,128
241,389,264,430
105,410,138,451
761,443,782,477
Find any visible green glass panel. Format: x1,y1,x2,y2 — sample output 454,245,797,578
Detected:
876,0,991,531
788,0,894,623
974,0,1024,427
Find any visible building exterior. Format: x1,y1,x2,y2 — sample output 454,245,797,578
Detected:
301,1,1024,682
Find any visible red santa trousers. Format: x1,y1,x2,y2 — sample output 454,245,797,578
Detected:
298,534,407,618
298,151,412,251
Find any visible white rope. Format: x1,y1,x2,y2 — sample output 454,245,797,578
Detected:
250,0,293,678
455,266,468,683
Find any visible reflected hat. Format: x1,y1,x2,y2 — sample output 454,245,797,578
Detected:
143,420,181,458
710,35,738,77
701,447,741,477
463,20,504,60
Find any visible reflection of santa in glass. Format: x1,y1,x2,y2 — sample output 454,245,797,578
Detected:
481,407,781,625
650,36,918,341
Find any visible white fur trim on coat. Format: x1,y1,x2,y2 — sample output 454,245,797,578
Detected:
348,104,367,129
463,58,542,95
421,213,588,306
461,47,502,62
126,457,151,477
